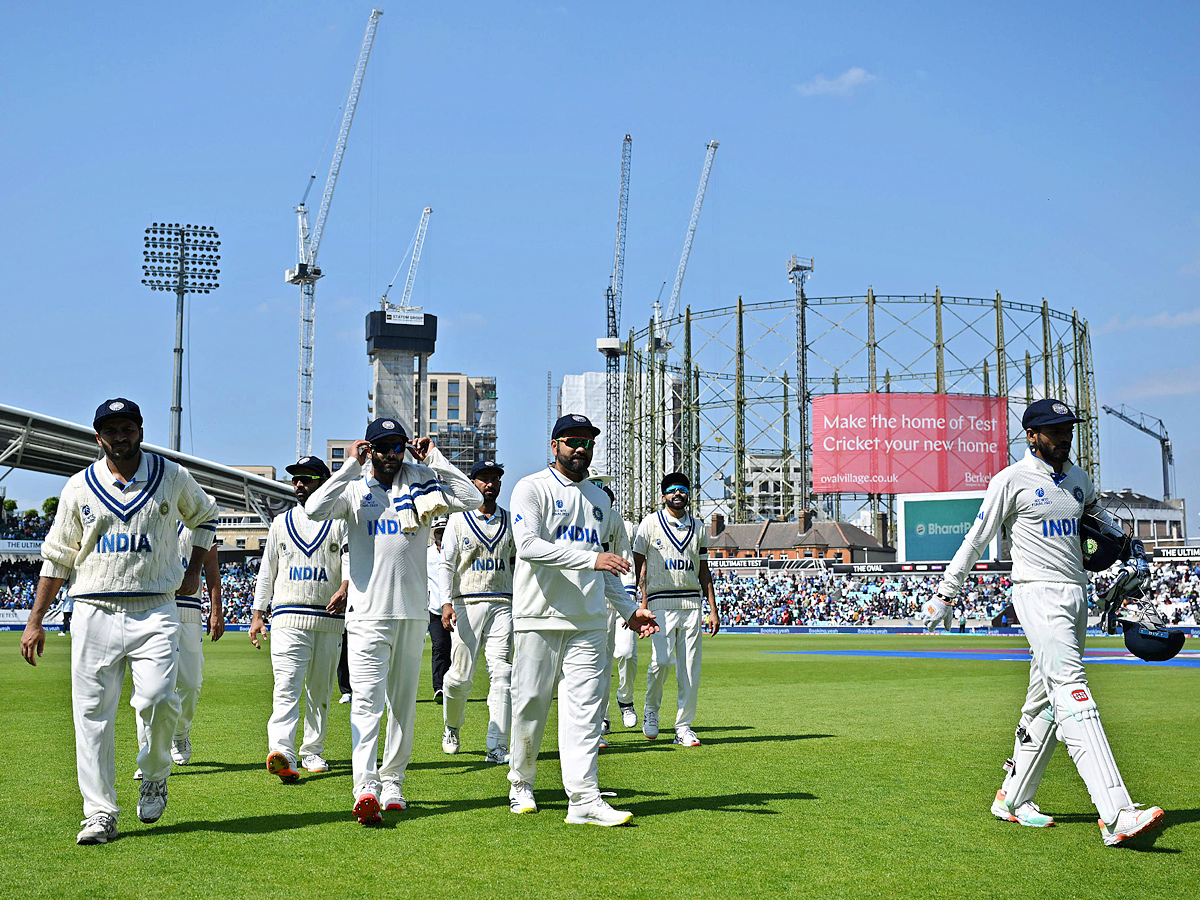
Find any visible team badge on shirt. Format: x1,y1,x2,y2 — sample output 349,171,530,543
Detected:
159,502,170,515
592,507,603,522
1073,487,1085,502
462,537,472,548
330,541,339,552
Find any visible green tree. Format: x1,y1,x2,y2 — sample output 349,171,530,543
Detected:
42,496,59,519
2,499,15,514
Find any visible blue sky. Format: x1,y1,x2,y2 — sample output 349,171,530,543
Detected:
2,2,1199,519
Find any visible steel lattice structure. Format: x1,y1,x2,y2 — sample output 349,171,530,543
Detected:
621,276,1097,543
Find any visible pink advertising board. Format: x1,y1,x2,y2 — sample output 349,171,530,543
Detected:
811,393,1009,494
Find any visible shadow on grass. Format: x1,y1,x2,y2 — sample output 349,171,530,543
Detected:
1050,806,1197,852
600,732,835,755
625,789,818,818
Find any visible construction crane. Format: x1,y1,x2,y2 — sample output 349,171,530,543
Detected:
655,139,718,345
1102,404,1175,500
597,135,631,492
286,8,383,458
380,206,433,311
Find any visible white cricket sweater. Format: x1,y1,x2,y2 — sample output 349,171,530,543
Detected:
304,447,483,621
510,467,638,632
438,507,515,605
605,516,638,613
176,520,218,624
633,510,708,610
253,507,349,633
40,452,219,612
939,449,1115,598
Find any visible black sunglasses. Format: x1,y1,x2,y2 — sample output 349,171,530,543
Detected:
558,437,595,450
371,442,407,456
291,474,323,484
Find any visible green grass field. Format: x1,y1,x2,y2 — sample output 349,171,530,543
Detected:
1,632,1195,900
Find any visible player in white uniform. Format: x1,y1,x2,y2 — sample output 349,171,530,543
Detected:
305,418,482,825
938,399,1164,846
133,522,220,778
20,398,218,845
587,478,637,745
634,472,720,746
250,456,349,783
439,460,515,762
507,414,658,826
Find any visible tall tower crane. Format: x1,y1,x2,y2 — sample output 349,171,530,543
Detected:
380,206,433,311
1102,404,1175,500
597,135,631,491
286,8,383,458
655,139,718,344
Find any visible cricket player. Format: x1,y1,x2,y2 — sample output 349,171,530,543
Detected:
507,414,658,826
428,518,452,703
20,398,218,844
250,456,349,783
134,523,220,777
305,418,483,825
937,398,1163,846
588,478,637,744
634,472,719,746
439,460,515,763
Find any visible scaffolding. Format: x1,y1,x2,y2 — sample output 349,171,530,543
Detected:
621,277,1098,543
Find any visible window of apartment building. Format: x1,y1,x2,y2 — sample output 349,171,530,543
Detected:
259,538,269,549
236,538,247,549
332,447,344,459
332,461,342,471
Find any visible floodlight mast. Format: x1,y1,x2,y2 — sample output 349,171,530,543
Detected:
287,8,383,458
142,223,222,451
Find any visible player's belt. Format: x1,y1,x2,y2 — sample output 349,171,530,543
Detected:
271,605,345,620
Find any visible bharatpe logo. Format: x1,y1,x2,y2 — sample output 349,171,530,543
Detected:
916,522,968,536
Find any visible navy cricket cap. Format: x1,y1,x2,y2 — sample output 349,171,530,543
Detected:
661,472,690,493
470,459,505,478
93,398,142,429
1022,398,1083,430
365,418,408,445
286,456,331,478
552,414,601,439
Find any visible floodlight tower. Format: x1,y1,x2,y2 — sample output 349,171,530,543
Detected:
142,223,221,451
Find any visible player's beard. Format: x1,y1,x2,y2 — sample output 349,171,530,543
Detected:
100,434,141,466
556,446,591,479
665,493,689,513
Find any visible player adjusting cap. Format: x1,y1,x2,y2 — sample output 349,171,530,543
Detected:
285,456,332,478
365,417,409,444
470,459,505,478
93,398,143,429
552,413,601,439
1022,398,1083,430
661,471,690,493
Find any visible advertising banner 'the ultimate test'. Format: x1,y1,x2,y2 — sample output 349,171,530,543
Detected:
811,393,1008,494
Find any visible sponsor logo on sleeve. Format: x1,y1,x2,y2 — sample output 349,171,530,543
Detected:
1071,689,1088,702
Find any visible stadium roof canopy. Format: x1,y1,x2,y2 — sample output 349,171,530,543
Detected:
0,403,293,522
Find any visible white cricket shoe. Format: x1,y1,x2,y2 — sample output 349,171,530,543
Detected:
598,734,610,750
132,769,143,781
991,790,1054,827
76,813,118,845
485,746,509,765
380,782,406,811
509,783,538,814
601,717,611,735
673,727,701,747
302,754,329,773
1100,805,1165,846
565,798,634,827
137,779,168,824
170,735,192,765
442,726,460,755
619,703,637,728
643,707,659,740
339,693,351,705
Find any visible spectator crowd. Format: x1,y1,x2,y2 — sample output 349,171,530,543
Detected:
4,550,1200,628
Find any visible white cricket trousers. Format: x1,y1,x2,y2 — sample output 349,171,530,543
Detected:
347,617,426,797
72,601,181,819
644,607,703,731
136,619,202,751
509,628,606,805
613,614,638,705
1006,582,1132,824
267,626,342,762
443,601,513,749
174,620,204,739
